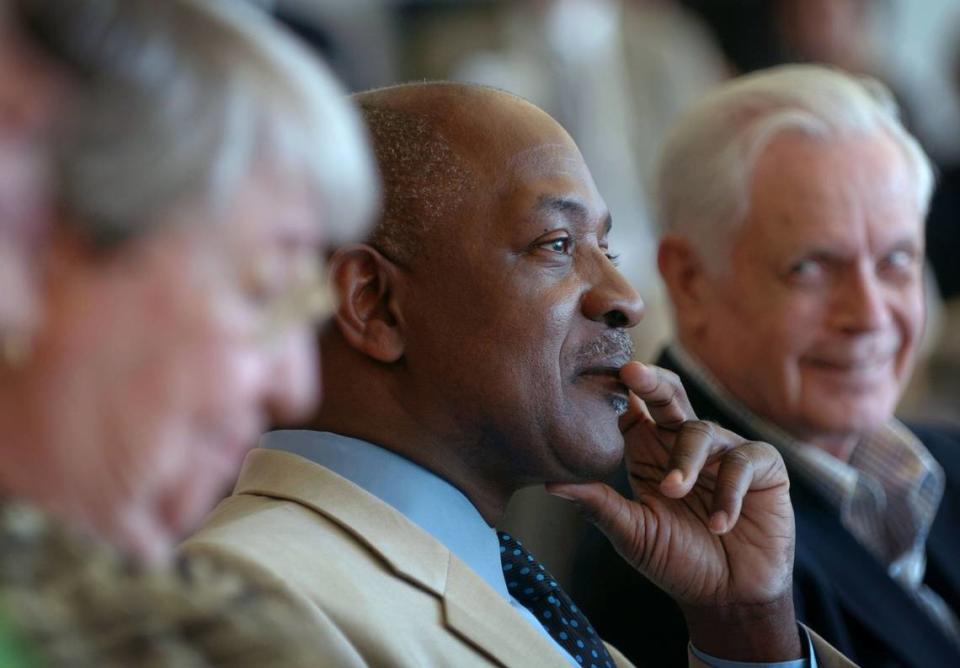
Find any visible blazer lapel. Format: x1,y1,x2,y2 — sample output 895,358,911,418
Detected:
926,484,960,612
793,480,960,666
443,555,573,667
234,448,450,594
919,428,960,611
234,448,572,667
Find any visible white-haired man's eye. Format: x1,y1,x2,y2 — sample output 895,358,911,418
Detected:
881,249,915,271
786,258,826,285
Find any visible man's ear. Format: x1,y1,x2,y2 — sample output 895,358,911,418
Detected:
328,244,405,363
657,234,712,332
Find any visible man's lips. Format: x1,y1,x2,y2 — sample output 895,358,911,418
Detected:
579,364,625,378
803,337,901,372
803,354,896,373
578,364,630,397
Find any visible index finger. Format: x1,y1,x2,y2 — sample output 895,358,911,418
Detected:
618,391,651,433
619,362,696,431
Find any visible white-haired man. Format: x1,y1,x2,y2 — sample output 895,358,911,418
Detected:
573,64,960,668
0,0,376,664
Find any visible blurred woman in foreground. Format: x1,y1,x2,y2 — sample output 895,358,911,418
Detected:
0,0,60,355
0,0,376,664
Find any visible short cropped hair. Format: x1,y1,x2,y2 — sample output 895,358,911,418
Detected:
353,87,474,265
656,64,934,269
14,0,377,246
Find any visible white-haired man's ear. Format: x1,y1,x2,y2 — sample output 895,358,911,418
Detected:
328,244,405,364
657,234,714,336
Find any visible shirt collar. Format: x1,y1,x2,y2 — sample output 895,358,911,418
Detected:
260,430,511,600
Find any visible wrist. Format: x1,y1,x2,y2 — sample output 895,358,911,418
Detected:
681,592,802,662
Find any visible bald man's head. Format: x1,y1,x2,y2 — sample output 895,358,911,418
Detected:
353,82,583,264
321,81,641,516
353,83,477,264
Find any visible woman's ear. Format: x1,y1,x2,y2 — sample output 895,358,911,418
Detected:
328,244,405,363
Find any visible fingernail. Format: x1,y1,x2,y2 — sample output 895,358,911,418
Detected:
546,488,576,501
663,469,684,487
709,511,729,534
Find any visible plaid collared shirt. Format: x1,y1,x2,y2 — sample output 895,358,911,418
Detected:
668,343,960,643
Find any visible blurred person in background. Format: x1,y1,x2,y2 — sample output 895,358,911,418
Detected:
0,0,376,665
925,27,960,307
573,65,960,668
775,0,877,74
679,0,883,76
917,27,960,421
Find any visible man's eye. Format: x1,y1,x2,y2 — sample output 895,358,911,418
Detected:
881,249,916,272
540,237,572,254
605,252,621,267
787,259,824,283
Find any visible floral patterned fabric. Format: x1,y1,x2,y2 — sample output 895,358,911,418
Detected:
0,501,326,667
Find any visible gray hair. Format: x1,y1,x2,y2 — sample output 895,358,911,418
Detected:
355,98,474,265
14,0,377,246
656,64,934,269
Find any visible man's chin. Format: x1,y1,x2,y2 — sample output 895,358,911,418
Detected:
793,401,894,455
551,434,626,483
814,393,896,429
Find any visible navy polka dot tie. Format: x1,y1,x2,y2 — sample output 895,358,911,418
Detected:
498,531,614,667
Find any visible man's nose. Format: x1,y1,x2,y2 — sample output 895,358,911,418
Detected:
263,327,319,425
581,253,645,329
830,264,891,333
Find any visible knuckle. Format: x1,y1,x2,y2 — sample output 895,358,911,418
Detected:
749,440,784,463
714,476,741,496
644,395,673,408
646,369,664,394
662,368,681,387
648,368,677,397
723,446,754,469
683,419,714,438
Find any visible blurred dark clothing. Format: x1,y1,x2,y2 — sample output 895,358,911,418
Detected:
679,0,782,73
0,500,328,667
275,10,334,61
927,163,960,300
572,348,960,668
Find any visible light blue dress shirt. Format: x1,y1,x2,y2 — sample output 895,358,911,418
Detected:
262,430,814,668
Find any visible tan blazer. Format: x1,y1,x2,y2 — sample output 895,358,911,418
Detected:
182,448,856,668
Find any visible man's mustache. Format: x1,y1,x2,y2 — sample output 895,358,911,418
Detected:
573,330,635,372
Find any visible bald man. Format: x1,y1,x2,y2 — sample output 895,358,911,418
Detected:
184,83,851,667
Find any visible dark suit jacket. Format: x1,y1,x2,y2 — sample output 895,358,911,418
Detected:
571,347,960,668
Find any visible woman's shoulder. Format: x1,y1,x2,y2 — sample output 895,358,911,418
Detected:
0,501,338,668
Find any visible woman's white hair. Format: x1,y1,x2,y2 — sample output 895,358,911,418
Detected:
656,64,934,269
15,0,377,245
